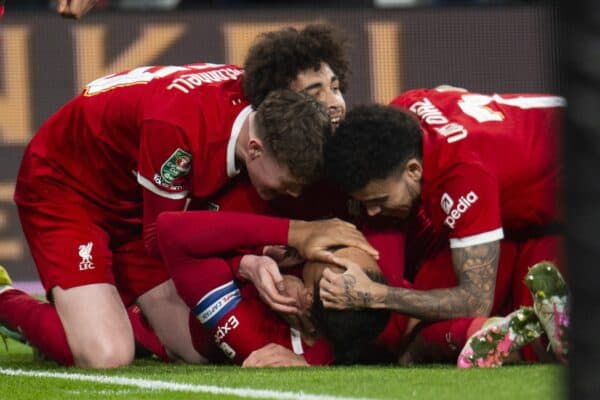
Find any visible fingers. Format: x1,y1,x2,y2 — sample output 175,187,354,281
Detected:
336,218,358,230
241,255,299,313
263,245,304,268
275,279,286,293
259,289,298,314
257,265,299,313
242,343,300,368
318,289,345,310
318,270,345,310
334,233,379,260
310,250,337,264
349,238,380,260
263,245,287,260
260,260,285,290
242,346,279,368
279,247,304,267
241,349,264,368
326,221,380,260
320,266,341,285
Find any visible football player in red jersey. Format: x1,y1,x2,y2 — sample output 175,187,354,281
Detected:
321,87,568,364
181,24,366,315
0,24,378,369
155,210,392,367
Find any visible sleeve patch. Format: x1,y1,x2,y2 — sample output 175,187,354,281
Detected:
161,148,192,183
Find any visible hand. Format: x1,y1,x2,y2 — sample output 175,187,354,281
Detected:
319,258,381,310
239,255,299,313
288,218,379,263
56,0,98,19
242,343,309,368
275,275,316,337
263,245,304,268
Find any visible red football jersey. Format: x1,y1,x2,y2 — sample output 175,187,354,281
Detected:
16,63,249,220
390,87,565,248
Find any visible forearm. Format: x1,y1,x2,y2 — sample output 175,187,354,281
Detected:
156,211,290,258
143,189,187,258
344,241,500,320
372,284,493,320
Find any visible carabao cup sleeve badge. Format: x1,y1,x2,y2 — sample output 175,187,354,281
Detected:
160,148,192,183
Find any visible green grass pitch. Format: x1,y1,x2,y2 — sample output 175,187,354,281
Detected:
0,339,566,400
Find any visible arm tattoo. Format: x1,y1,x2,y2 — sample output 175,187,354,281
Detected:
383,241,500,320
341,275,374,308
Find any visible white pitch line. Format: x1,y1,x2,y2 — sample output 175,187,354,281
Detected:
0,368,375,400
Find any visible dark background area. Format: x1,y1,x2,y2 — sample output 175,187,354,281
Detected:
563,0,600,399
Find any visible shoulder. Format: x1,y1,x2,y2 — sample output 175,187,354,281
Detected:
389,88,431,109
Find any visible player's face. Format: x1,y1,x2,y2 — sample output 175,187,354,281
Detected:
290,62,346,130
246,151,304,201
352,160,422,219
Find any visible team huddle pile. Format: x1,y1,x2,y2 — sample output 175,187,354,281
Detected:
0,24,568,369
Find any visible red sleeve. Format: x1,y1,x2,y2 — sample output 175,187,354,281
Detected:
435,164,504,248
137,120,193,200
143,188,187,258
156,211,290,260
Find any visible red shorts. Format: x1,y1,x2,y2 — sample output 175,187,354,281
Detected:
15,175,169,305
413,236,565,315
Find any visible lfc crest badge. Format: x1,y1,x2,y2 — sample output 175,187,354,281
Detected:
161,148,192,183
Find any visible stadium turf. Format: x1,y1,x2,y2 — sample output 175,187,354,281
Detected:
0,339,565,400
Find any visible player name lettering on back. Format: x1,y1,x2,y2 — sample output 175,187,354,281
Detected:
410,98,468,143
444,191,478,229
168,68,244,94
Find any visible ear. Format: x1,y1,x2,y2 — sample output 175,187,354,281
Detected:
248,138,264,160
405,158,423,182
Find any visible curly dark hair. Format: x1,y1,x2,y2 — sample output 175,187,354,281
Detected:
325,104,423,194
254,89,331,184
312,271,391,365
243,24,349,109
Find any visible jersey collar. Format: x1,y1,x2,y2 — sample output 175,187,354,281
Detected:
226,105,253,177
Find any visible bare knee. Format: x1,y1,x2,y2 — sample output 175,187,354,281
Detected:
73,334,135,369
52,283,136,368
